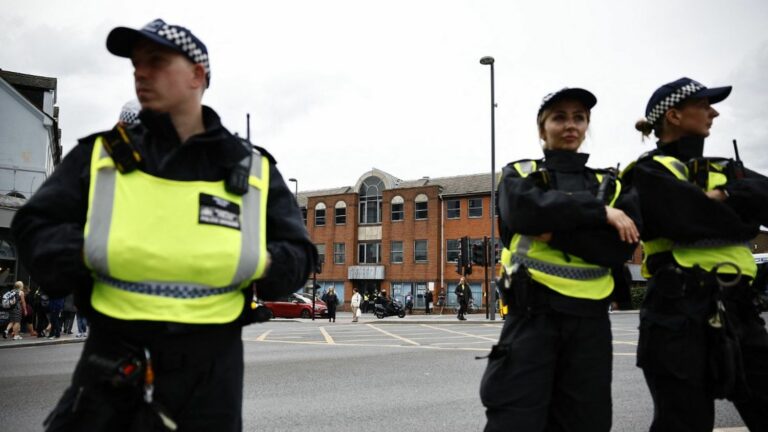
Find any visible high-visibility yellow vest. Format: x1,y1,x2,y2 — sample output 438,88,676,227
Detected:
499,160,621,300
83,137,270,324
628,154,756,278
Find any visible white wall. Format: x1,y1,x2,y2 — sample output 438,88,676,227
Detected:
0,80,53,197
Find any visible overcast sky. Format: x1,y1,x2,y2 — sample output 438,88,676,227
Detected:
2,0,767,192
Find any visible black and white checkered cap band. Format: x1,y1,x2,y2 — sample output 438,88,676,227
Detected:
646,82,704,125
154,24,210,77
119,110,140,125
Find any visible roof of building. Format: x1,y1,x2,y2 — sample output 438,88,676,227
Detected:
296,172,498,207
0,69,57,91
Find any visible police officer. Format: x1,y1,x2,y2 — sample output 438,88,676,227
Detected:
623,77,768,431
479,88,641,432
11,18,316,431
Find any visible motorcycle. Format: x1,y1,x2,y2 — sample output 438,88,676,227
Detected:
374,299,406,319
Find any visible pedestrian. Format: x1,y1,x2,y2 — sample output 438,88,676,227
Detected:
404,292,413,315
479,87,641,432
424,289,433,315
454,277,471,320
20,285,36,337
33,287,50,338
75,306,88,338
3,281,26,340
622,77,768,431
60,294,76,335
46,296,64,340
326,288,338,323
350,287,361,323
362,292,370,314
11,18,316,431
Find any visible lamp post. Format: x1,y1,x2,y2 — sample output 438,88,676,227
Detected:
288,178,298,200
480,55,497,321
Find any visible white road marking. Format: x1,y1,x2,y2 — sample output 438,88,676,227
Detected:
421,324,499,342
319,327,335,344
366,324,421,346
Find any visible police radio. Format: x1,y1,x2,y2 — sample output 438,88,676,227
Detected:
730,139,745,180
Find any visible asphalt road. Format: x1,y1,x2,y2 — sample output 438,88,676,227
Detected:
0,313,748,431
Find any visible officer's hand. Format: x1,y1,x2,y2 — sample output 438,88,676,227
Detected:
705,189,727,202
605,207,639,244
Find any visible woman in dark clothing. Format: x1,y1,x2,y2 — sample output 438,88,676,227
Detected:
325,288,338,323
623,77,768,431
480,88,641,432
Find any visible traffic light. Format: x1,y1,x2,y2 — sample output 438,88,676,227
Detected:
471,242,486,266
457,236,471,275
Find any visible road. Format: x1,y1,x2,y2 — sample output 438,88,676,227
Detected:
0,313,747,431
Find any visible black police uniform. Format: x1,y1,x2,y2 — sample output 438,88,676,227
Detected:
480,150,641,432
622,136,768,431
11,107,317,432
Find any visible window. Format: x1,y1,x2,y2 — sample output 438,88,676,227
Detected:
447,282,482,306
300,207,307,225
447,199,460,219
446,239,460,262
333,243,345,264
335,201,347,225
358,242,381,264
315,244,326,264
414,240,428,262
469,198,483,218
359,176,384,224
314,203,326,226
390,241,403,263
391,196,404,221
391,282,412,304
415,194,428,220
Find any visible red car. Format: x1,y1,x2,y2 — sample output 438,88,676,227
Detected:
263,293,328,319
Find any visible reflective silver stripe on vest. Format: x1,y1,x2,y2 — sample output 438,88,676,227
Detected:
231,148,263,285
95,274,241,299
511,254,610,280
85,145,116,274
676,239,750,249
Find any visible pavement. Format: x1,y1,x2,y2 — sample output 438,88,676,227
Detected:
0,309,639,349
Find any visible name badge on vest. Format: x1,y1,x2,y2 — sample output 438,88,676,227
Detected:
199,193,241,230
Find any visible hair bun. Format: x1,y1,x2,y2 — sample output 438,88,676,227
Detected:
635,118,654,136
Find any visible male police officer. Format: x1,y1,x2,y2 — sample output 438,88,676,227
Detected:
12,18,316,431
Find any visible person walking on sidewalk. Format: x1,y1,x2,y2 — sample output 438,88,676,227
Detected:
455,277,471,320
325,288,339,323
350,287,361,323
425,289,433,315
3,281,26,340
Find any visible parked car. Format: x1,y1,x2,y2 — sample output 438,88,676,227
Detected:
263,293,328,319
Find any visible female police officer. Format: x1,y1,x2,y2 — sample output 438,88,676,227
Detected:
623,77,768,431
480,88,641,432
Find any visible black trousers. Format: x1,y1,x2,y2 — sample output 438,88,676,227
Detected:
480,310,612,432
458,300,467,317
44,323,244,432
638,271,768,432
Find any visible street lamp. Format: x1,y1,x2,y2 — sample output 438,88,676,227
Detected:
288,178,298,200
480,55,497,321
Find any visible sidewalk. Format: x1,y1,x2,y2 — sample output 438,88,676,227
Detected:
0,332,85,350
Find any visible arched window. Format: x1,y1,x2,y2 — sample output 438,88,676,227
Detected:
414,194,429,220
391,195,404,221
314,202,326,226
359,176,384,224
334,201,347,225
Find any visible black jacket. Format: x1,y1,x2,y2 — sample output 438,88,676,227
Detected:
621,136,768,274
498,150,642,268
11,106,317,331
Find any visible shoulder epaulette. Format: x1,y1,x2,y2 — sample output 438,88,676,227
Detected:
99,125,143,173
507,158,543,177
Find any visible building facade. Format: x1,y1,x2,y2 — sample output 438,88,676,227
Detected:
0,69,61,290
299,168,502,312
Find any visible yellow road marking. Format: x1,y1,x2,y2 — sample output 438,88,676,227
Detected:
421,324,499,342
366,324,420,346
319,327,335,344
255,330,271,341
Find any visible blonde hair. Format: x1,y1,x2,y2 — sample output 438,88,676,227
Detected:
14,281,23,290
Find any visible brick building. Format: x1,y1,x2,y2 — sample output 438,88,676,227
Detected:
298,168,507,311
